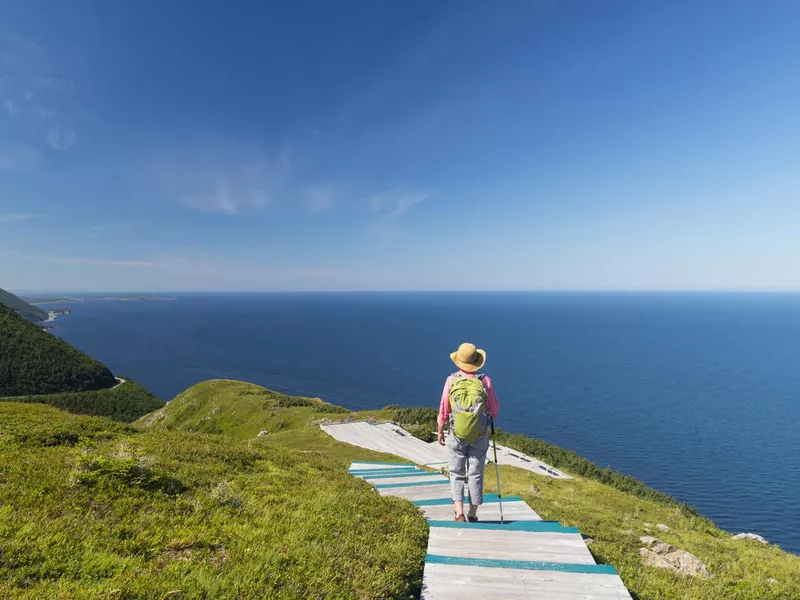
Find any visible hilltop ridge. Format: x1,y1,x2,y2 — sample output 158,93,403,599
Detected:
0,287,48,322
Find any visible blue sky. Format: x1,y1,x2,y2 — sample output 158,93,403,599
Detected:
1,1,799,292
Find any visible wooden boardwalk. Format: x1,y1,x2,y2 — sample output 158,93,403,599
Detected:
322,421,571,479
341,455,630,598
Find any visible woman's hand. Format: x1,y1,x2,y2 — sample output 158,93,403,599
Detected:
437,429,445,446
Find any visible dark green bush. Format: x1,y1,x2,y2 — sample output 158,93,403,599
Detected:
273,394,350,413
5,380,165,423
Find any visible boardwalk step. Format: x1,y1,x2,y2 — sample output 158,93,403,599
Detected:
358,471,444,480
421,563,631,599
375,479,449,489
412,493,519,506
349,461,416,467
428,520,577,533
425,554,617,575
420,501,542,523
348,467,421,475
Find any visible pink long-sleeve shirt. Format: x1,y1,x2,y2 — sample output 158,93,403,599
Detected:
437,370,500,427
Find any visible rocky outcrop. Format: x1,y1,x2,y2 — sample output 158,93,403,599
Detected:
639,536,710,578
657,523,671,532
733,533,768,544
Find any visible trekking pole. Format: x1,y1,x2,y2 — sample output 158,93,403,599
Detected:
490,417,504,524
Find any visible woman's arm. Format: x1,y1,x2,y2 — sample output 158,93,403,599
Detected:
483,375,499,419
437,376,453,445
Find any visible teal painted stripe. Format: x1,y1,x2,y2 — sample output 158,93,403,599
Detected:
374,479,449,489
412,494,521,506
425,554,618,575
349,465,419,471
427,520,578,533
348,467,420,475
361,471,443,480
349,461,416,466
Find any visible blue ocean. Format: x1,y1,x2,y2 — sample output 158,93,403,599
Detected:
48,293,800,554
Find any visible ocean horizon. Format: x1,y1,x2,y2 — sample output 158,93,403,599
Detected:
44,291,800,555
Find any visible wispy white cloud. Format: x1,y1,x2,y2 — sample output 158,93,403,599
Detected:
183,183,243,215
367,187,431,238
181,171,270,215
46,126,77,151
0,213,41,224
0,31,81,156
149,142,288,216
369,188,431,221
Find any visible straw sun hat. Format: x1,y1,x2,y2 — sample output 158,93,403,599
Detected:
450,342,486,373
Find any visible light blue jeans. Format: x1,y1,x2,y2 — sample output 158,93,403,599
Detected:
446,432,490,505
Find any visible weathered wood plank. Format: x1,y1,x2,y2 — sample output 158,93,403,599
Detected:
378,483,452,501
428,529,595,564
364,474,449,485
420,501,541,522
421,563,631,599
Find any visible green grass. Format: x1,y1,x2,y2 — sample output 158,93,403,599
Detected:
482,468,800,599
0,400,427,599
4,379,799,599
0,305,116,396
135,379,356,436
3,379,165,423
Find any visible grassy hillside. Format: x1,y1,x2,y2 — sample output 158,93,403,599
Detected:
0,305,117,396
0,287,48,322
5,379,165,423
137,379,350,435
0,400,427,599
4,379,799,599
142,382,800,600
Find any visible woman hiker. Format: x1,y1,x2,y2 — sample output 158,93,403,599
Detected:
437,342,500,523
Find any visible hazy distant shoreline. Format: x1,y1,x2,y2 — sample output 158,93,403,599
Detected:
27,295,178,305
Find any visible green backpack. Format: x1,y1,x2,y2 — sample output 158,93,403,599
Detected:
448,373,488,442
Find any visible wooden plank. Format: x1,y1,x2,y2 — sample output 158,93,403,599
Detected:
412,493,516,506
378,483,452,501
427,529,595,564
360,471,443,480
364,474,449,486
374,478,450,489
325,422,449,465
427,520,576,533
420,501,541,523
421,563,631,599
349,470,422,478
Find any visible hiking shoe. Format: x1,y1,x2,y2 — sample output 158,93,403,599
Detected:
467,514,479,522
454,514,466,523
